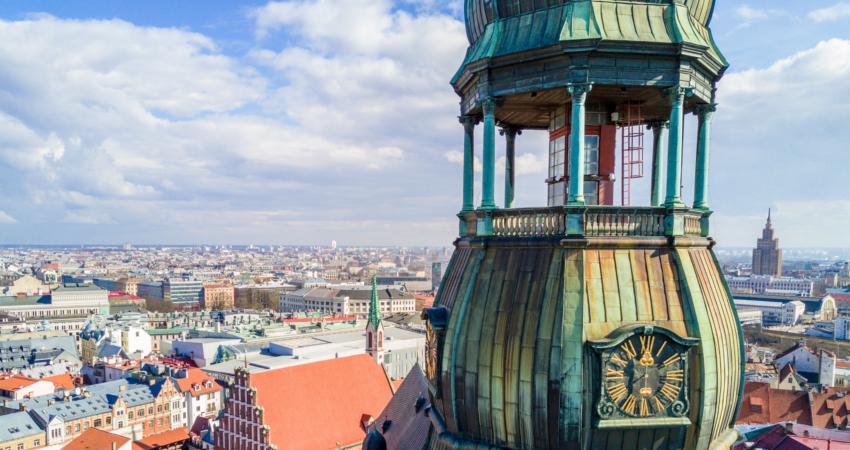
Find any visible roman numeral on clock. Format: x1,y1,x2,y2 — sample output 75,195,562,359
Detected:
639,398,650,417
622,395,637,415
610,354,627,367
606,369,624,380
663,354,681,367
639,335,655,354
653,396,665,413
666,370,684,382
659,382,681,402
608,382,628,402
621,340,638,359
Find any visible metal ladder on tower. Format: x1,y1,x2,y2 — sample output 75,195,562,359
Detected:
620,102,645,206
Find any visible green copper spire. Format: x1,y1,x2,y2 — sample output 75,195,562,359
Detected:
368,275,381,327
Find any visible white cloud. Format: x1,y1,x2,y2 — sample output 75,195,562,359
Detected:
0,5,469,245
809,2,850,22
61,211,114,225
711,39,850,247
733,5,787,28
444,151,482,173
736,6,769,21
0,211,17,224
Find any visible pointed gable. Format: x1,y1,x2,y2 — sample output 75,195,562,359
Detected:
249,354,393,450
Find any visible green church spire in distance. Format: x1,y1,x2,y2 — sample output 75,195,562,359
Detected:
368,275,381,327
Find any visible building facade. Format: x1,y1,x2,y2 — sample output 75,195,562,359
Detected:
727,275,813,296
734,299,806,326
164,279,203,309
174,368,223,432
201,285,234,311
0,284,109,326
279,287,415,316
752,210,783,276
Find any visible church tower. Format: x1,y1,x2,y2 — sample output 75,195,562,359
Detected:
366,275,384,365
752,209,783,276
422,1,744,449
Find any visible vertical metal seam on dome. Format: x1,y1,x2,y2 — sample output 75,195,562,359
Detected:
672,248,718,450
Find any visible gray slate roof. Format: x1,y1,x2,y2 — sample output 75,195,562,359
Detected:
0,411,42,442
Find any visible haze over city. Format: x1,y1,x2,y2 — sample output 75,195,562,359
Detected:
0,0,848,247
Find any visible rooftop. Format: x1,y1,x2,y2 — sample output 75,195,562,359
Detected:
63,428,129,450
249,354,393,450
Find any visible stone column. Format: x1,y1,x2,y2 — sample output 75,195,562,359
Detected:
567,82,592,206
649,121,668,207
459,115,478,212
480,97,497,209
663,86,692,207
693,103,716,210
500,126,520,209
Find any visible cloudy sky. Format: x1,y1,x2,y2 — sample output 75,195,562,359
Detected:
0,0,848,247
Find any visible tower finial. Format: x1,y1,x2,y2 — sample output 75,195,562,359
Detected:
768,208,771,223
368,275,381,328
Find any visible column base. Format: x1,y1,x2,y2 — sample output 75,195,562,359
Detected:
664,207,690,237
476,214,493,237
565,207,587,237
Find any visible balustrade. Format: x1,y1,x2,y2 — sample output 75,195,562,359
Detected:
464,207,707,239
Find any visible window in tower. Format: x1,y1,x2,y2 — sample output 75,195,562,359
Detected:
548,134,600,206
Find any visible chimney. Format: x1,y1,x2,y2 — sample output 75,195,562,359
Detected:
18,404,27,412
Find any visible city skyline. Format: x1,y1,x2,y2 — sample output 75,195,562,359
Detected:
0,0,849,247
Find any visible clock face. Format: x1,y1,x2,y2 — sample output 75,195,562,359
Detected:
600,333,689,419
425,321,439,383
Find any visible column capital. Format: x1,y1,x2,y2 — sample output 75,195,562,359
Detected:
567,82,593,100
498,125,522,137
695,103,717,116
480,96,498,115
647,120,669,130
664,85,694,102
458,115,479,128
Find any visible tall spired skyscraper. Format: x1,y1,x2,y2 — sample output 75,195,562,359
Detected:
752,210,782,276
416,2,744,450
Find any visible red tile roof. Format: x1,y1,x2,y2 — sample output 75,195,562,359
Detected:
133,427,189,450
282,315,356,324
738,382,850,429
43,372,76,390
174,368,222,396
251,354,393,450
64,428,130,450
0,374,37,391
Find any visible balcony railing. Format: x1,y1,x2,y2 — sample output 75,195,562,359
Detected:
460,206,709,239
491,207,565,238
